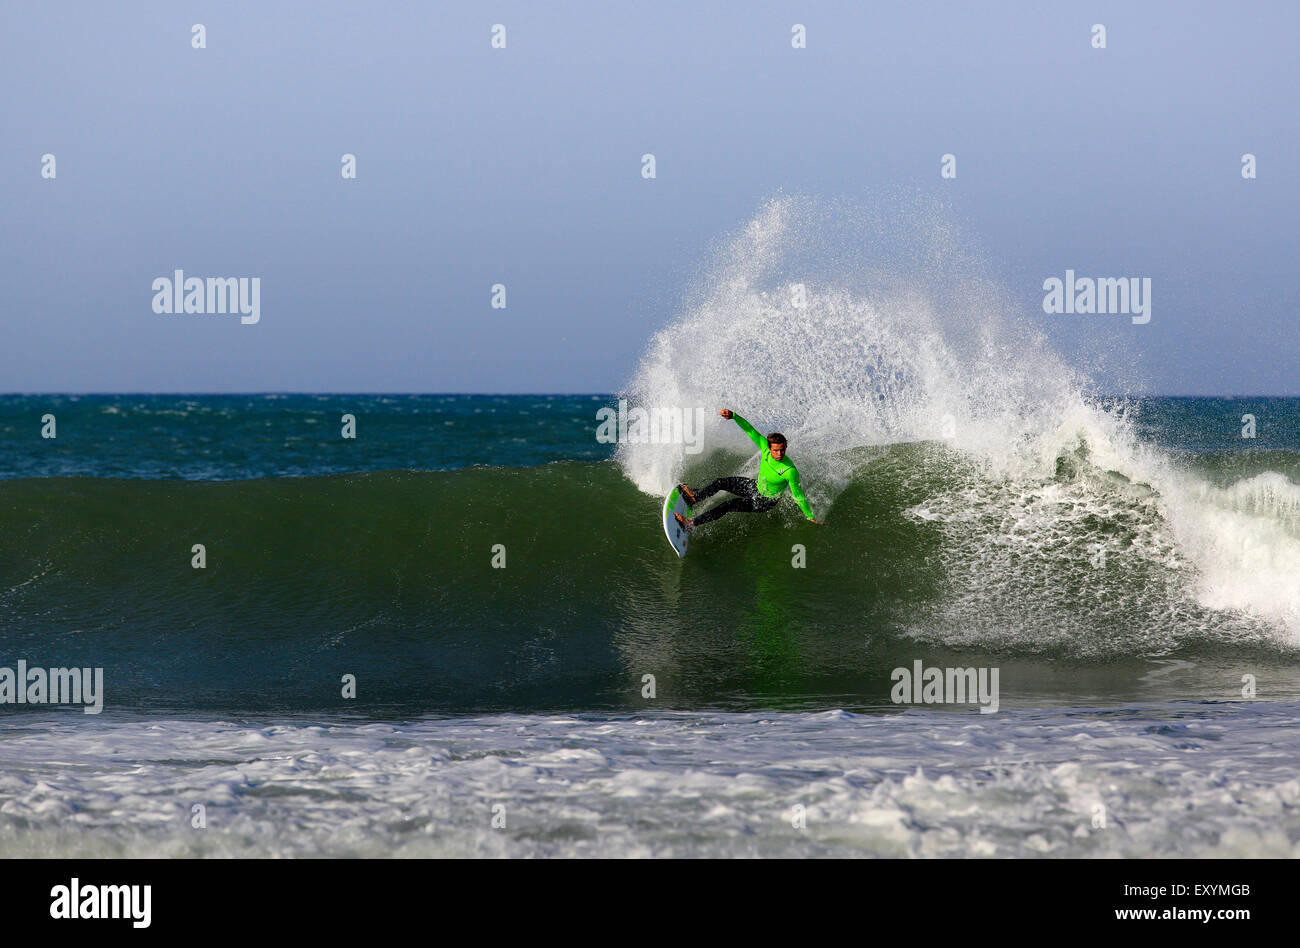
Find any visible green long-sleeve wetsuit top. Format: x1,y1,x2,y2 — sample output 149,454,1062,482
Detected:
731,413,816,520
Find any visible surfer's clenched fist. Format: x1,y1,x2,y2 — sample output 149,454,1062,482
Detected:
717,409,733,419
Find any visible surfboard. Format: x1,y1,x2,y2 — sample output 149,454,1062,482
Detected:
662,486,693,558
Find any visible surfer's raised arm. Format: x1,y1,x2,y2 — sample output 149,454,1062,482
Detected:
718,408,764,449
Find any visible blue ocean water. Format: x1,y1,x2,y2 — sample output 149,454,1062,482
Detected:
0,394,614,480
1,393,1297,856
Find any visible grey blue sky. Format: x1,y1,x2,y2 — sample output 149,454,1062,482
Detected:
3,1,1296,394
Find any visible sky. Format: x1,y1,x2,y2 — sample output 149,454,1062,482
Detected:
3,0,1297,395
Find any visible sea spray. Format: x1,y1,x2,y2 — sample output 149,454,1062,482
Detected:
615,194,1090,500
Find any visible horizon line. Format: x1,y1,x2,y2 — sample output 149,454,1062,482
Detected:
2,392,1298,400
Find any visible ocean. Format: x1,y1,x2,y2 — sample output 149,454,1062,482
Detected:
1,392,1298,857
3,196,1298,860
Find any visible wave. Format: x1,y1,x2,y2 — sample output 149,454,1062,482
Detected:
1,440,1296,673
614,195,1300,649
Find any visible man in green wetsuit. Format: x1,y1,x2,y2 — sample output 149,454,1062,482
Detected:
674,409,823,531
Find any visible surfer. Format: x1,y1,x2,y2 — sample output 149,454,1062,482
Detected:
674,409,822,531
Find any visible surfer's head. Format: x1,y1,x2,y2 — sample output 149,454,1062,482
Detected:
767,433,787,460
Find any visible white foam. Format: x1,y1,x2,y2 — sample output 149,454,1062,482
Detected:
617,196,1087,498
1159,471,1300,636
3,708,1297,857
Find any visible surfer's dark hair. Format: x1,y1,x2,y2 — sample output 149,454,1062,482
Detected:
767,432,787,447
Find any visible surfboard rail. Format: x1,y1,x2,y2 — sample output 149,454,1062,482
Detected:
662,486,692,557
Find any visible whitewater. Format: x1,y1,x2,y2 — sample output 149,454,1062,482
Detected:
4,705,1299,858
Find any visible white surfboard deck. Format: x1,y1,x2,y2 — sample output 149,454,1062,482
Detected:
662,486,693,558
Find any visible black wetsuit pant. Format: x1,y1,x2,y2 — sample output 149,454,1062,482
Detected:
689,477,779,526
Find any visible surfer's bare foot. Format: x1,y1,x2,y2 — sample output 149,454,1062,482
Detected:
673,512,694,532
677,483,697,505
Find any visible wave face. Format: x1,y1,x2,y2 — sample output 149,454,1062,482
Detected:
1,436,1298,715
